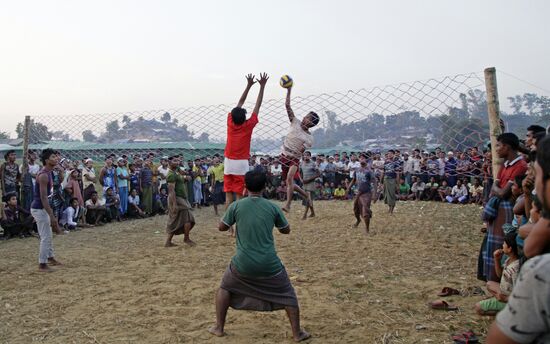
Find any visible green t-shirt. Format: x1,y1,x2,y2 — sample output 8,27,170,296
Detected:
166,170,187,199
223,197,289,278
398,183,410,195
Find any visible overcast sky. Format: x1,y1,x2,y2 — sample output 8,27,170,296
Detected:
0,0,548,137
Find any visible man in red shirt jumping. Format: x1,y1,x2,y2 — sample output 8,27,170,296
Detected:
224,73,269,234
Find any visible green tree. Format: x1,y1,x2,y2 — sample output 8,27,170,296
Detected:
15,120,53,143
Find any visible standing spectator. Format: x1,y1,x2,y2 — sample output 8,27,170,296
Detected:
116,158,130,217
1,150,21,201
140,159,154,215
192,158,204,208
82,159,97,202
437,152,447,185
51,154,66,222
99,156,117,195
157,157,170,193
381,150,400,214
479,133,527,282
65,169,84,207
20,150,40,211
129,163,141,195
402,152,414,186
300,151,319,219
324,156,336,186
333,153,346,187
455,152,471,183
427,153,439,182
411,149,422,180
482,150,493,204
208,156,225,216
347,154,361,180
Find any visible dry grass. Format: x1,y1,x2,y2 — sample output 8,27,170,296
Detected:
0,200,492,343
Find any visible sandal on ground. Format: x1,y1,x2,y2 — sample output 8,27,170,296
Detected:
438,287,461,297
429,300,458,311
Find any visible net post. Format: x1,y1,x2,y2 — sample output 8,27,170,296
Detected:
484,67,502,179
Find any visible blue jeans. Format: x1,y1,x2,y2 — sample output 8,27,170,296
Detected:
118,187,128,215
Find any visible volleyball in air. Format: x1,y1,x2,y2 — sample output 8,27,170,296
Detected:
280,75,293,88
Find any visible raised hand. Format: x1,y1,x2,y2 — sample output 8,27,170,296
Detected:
246,74,256,87
256,72,269,87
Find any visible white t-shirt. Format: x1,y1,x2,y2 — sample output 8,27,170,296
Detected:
282,117,313,158
411,157,421,173
347,161,361,178
82,167,96,189
85,199,105,208
157,166,169,187
270,165,282,176
20,163,41,187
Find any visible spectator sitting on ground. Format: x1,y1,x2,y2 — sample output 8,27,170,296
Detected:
475,232,520,316
333,184,346,200
276,181,287,201
409,176,425,201
85,191,107,225
424,176,439,201
60,197,85,231
437,180,451,202
128,188,146,218
397,178,410,201
1,193,35,239
322,182,333,200
446,179,468,204
104,187,121,222
469,178,484,205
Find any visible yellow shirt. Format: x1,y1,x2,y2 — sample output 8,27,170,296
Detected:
208,164,225,183
334,188,346,197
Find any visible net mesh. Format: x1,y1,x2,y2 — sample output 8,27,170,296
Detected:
25,71,513,178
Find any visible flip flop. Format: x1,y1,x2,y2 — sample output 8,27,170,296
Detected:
452,330,479,343
429,300,458,311
438,287,461,297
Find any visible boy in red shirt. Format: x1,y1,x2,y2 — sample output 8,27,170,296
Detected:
224,73,269,233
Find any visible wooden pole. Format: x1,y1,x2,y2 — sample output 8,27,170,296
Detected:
484,67,502,179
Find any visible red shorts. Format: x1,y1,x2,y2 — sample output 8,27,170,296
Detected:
280,155,300,181
223,174,245,194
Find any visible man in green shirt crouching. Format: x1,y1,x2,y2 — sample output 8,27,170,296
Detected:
208,169,310,342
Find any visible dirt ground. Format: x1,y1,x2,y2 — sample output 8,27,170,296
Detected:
0,200,493,344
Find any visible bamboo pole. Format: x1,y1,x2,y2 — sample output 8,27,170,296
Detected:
484,67,502,179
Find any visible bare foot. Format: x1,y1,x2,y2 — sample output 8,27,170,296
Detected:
282,206,290,213
309,213,315,218
48,258,63,266
294,330,311,342
208,326,225,337
352,221,360,228
301,215,307,220
184,239,196,247
164,242,178,247
38,264,54,272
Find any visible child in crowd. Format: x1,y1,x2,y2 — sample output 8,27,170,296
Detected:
469,178,484,205
333,184,346,200
322,182,333,200
475,232,520,315
397,178,410,201
437,180,451,202
60,197,84,231
424,176,439,201
276,181,287,201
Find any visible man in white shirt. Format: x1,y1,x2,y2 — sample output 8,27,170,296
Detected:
347,154,361,179
157,157,170,192
85,191,106,225
402,152,414,186
445,179,468,203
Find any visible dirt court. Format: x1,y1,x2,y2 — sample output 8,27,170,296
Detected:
0,200,493,344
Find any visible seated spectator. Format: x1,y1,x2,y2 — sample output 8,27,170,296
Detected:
333,184,346,200
409,176,425,200
155,188,168,215
397,178,410,201
60,197,85,231
0,193,35,239
276,181,287,201
437,180,451,202
128,188,146,218
423,176,439,201
322,182,333,200
446,179,468,204
104,187,121,222
85,191,107,225
313,181,323,200
475,232,520,316
468,178,484,205
486,254,550,343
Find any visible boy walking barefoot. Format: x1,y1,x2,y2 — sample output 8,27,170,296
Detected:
208,170,310,342
281,85,320,213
